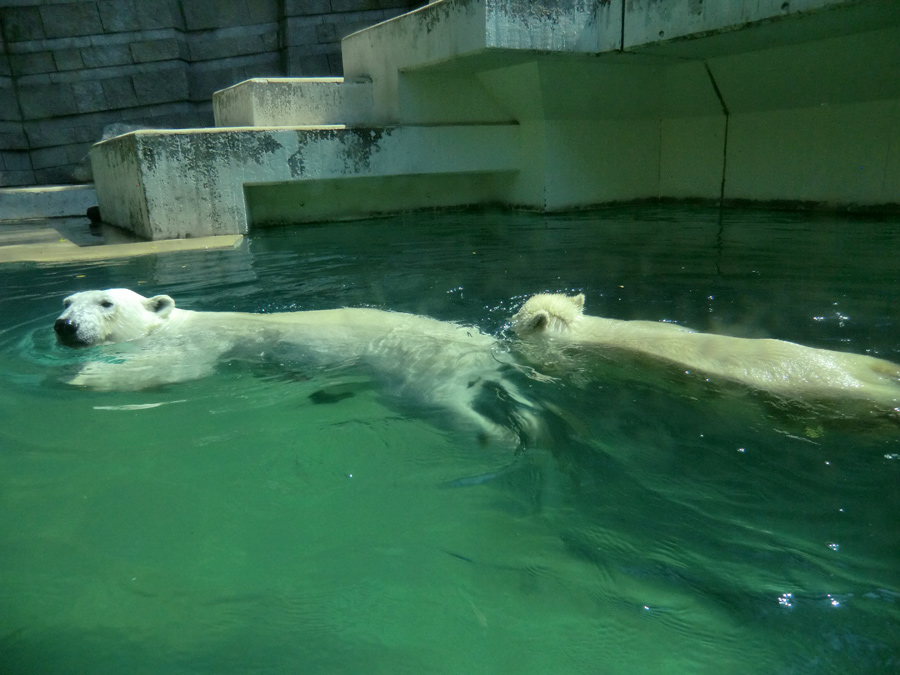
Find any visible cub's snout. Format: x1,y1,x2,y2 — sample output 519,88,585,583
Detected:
54,317,87,347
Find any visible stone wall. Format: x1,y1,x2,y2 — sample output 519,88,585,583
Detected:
0,0,421,187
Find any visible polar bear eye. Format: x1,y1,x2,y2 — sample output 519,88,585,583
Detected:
100,300,114,309
63,299,72,308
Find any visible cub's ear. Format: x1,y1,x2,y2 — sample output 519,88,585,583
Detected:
523,309,550,332
145,294,175,318
571,294,585,312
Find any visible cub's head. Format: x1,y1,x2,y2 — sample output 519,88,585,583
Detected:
510,293,585,336
54,288,176,347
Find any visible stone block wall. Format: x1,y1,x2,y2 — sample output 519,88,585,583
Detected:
0,0,420,186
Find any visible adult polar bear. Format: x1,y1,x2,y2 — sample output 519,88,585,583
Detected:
54,288,541,445
510,293,900,411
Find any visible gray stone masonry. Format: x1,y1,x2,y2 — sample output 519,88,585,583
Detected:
0,0,424,186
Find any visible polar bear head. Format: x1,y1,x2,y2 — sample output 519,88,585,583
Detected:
510,293,585,336
54,288,176,347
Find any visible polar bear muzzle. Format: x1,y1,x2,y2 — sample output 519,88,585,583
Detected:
54,289,176,347
54,315,88,347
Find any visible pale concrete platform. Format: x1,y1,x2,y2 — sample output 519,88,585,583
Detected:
214,77,375,127
0,216,242,264
91,124,520,239
0,185,98,221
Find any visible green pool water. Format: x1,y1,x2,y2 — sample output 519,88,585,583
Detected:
1,206,899,674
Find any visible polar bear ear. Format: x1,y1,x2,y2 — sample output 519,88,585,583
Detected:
571,294,585,313
144,294,175,318
524,310,550,332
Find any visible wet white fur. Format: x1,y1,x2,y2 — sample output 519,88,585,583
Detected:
511,293,900,407
57,288,540,444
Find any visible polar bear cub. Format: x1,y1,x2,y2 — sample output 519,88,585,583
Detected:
510,293,900,408
55,288,541,445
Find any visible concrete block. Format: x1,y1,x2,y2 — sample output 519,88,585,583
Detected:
97,0,175,32
66,141,95,164
625,0,900,58
332,0,382,11
0,130,29,151
1,7,45,42
341,0,623,123
182,0,255,31
24,119,78,149
190,57,280,102
0,86,20,122
336,14,388,41
284,16,324,46
659,116,726,199
18,83,78,119
101,77,139,108
382,6,411,21
54,48,86,71
247,0,279,24
0,185,97,220
0,170,36,188
214,77,375,126
90,124,521,238
97,0,142,32
40,3,104,40
626,0,852,52
9,52,56,77
80,44,133,68
284,48,334,77
30,146,70,170
284,0,332,16
189,31,279,62
317,23,339,43
190,66,245,102
72,80,108,113
0,150,32,171
134,0,177,31
130,38,182,63
725,99,897,205
34,166,77,185
707,26,900,115
133,66,189,106
326,53,343,76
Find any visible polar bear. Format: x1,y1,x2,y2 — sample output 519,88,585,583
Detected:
54,288,542,445
510,293,900,410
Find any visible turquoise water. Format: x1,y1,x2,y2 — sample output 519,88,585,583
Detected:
1,206,899,674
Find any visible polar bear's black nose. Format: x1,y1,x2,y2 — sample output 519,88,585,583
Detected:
54,318,80,345
55,318,75,336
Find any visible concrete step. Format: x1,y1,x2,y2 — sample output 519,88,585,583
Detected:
213,77,375,128
339,0,620,124
0,184,97,221
339,0,898,125
90,124,521,240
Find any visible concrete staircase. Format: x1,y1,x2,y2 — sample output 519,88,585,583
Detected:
90,0,900,240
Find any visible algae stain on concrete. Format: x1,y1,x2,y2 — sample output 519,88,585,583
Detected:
339,128,388,173
289,128,390,178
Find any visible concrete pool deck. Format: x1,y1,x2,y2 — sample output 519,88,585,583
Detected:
0,183,243,264
0,215,242,265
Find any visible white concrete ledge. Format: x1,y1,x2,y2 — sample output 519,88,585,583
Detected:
341,0,622,124
0,185,97,221
90,124,521,239
213,77,375,127
624,0,898,55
